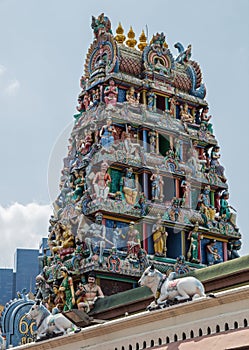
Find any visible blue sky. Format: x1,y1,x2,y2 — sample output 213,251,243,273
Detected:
0,0,248,267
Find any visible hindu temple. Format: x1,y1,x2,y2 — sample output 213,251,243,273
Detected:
45,13,241,290
1,13,246,350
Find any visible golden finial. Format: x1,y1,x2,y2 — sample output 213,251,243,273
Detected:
138,30,148,51
115,22,126,44
126,26,137,48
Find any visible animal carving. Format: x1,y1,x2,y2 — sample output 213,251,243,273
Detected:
26,300,80,341
138,265,205,309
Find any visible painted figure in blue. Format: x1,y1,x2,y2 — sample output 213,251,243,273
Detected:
99,117,117,148
147,91,154,111
206,239,223,266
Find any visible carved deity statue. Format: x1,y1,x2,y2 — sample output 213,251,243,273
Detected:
120,167,138,205
150,167,164,202
104,79,118,107
152,216,168,256
126,86,140,106
92,161,111,201
99,117,117,149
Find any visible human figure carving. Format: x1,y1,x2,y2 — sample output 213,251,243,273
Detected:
104,79,118,107
152,216,168,256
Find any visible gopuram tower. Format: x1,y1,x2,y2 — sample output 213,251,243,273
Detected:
44,13,241,296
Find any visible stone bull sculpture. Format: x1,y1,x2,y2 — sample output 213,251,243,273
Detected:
138,264,206,310
26,300,80,341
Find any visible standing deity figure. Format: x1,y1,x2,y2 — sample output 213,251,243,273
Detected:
150,167,164,202
104,78,118,107
90,88,100,110
120,167,138,205
126,86,140,106
121,125,139,157
180,103,195,123
147,91,155,111
148,130,157,153
187,222,202,263
126,221,141,258
59,266,76,312
92,161,111,201
181,178,191,208
168,96,177,117
85,212,107,265
112,223,125,250
99,117,117,149
152,216,168,257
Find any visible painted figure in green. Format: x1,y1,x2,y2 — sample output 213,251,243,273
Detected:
59,266,75,311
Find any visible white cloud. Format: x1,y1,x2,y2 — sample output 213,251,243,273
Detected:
0,64,6,76
0,202,52,268
4,79,20,96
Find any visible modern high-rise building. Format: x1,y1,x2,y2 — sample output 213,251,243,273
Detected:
0,268,15,306
14,248,39,295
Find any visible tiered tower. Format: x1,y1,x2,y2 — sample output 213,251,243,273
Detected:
44,13,241,296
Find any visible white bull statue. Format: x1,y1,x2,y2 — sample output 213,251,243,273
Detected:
26,300,80,341
138,264,206,310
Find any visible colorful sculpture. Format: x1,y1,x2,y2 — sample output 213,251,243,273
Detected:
92,161,111,201
139,265,205,310
99,117,117,149
59,266,76,311
187,222,202,263
152,216,168,256
104,79,118,107
120,167,138,205
76,271,104,312
150,167,164,202
36,14,241,310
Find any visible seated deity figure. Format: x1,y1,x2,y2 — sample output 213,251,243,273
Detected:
126,86,140,106
77,271,104,313
120,167,138,205
150,167,164,202
85,212,107,265
198,185,216,222
92,161,111,201
180,103,195,123
104,78,118,107
99,117,117,149
219,191,237,226
200,106,213,134
206,239,223,266
152,216,168,257
210,145,226,181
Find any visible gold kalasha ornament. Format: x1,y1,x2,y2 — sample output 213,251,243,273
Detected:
115,22,126,44
126,26,137,48
138,30,148,51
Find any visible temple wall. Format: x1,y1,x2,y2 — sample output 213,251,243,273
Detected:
14,285,249,350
